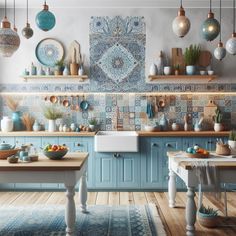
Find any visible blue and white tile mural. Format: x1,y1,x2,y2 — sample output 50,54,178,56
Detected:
89,16,146,92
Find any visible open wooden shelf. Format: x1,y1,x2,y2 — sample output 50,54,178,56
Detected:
148,75,217,82
21,75,88,82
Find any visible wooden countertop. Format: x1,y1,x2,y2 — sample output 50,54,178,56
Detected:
0,131,96,137
137,131,229,137
0,131,229,137
0,152,88,171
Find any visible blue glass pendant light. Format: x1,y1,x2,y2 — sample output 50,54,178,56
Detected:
226,0,236,55
35,1,56,31
201,0,220,41
214,0,226,60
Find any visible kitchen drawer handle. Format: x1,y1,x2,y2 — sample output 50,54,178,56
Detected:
77,143,81,146
113,153,121,158
207,141,213,144
152,143,158,147
166,143,172,148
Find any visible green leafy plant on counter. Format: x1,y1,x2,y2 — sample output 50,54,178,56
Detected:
55,59,64,71
88,118,98,126
184,44,201,66
229,130,236,141
214,108,223,123
198,204,218,216
42,105,63,120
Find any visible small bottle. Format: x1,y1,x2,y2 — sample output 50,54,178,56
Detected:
78,64,84,76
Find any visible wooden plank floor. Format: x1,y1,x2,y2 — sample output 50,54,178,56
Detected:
0,191,236,236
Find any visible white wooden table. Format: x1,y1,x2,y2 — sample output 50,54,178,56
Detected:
167,151,236,236
0,152,88,236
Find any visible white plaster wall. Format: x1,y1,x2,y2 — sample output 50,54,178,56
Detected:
0,7,235,85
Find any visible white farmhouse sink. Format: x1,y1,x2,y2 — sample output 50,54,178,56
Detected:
94,131,139,152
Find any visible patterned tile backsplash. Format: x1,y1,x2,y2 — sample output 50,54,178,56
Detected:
1,93,236,131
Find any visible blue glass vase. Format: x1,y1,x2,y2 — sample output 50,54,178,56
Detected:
12,111,23,131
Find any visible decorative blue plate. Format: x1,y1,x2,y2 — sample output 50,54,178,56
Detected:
35,38,64,67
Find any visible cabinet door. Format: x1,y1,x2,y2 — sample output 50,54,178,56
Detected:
117,153,140,188
94,153,116,188
141,138,163,188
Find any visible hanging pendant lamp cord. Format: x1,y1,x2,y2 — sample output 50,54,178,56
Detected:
180,0,183,8
4,0,7,18
26,0,28,23
220,0,222,42
210,0,212,13
13,0,15,27
234,0,236,33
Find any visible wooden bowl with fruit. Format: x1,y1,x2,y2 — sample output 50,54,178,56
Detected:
186,145,210,158
43,144,68,160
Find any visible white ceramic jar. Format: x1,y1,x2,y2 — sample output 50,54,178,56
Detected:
1,116,13,132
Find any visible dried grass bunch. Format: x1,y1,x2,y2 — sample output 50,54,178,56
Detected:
5,96,20,112
22,113,35,131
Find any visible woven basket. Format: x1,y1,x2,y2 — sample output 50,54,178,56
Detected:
0,149,20,160
186,152,210,159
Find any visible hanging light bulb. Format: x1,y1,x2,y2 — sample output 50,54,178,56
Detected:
22,0,33,39
214,0,226,60
35,1,56,31
201,0,220,41
226,0,236,55
0,0,20,57
172,0,191,38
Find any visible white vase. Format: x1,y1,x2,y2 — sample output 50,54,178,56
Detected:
214,123,224,132
149,63,157,76
164,66,171,75
1,116,13,132
228,140,236,154
89,124,95,131
48,120,56,132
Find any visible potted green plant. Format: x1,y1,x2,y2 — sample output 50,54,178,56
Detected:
198,204,219,228
213,108,223,132
42,105,63,132
228,130,236,151
88,118,98,131
54,59,64,76
184,44,201,75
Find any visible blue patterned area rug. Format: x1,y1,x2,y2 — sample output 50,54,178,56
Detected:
0,204,166,236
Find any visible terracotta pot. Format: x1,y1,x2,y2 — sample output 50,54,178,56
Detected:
70,63,78,75
198,213,218,228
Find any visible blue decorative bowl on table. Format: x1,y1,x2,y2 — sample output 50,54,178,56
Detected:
43,149,68,160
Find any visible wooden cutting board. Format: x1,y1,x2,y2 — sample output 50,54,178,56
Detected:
68,40,81,64
204,100,217,122
198,50,212,68
171,48,185,74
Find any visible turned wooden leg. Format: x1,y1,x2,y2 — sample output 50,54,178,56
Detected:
168,169,176,208
65,185,76,236
186,187,196,236
80,171,87,213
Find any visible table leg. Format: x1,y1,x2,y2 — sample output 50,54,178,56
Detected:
79,171,87,213
168,169,176,208
186,187,196,236
65,185,76,236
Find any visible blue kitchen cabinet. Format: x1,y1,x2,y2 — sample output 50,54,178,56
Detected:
117,152,140,188
141,138,163,189
94,152,116,188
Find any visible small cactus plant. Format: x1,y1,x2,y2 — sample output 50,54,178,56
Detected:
214,108,223,123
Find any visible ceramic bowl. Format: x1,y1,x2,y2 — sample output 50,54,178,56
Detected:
144,125,160,132
207,70,214,75
200,70,207,75
43,149,68,160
